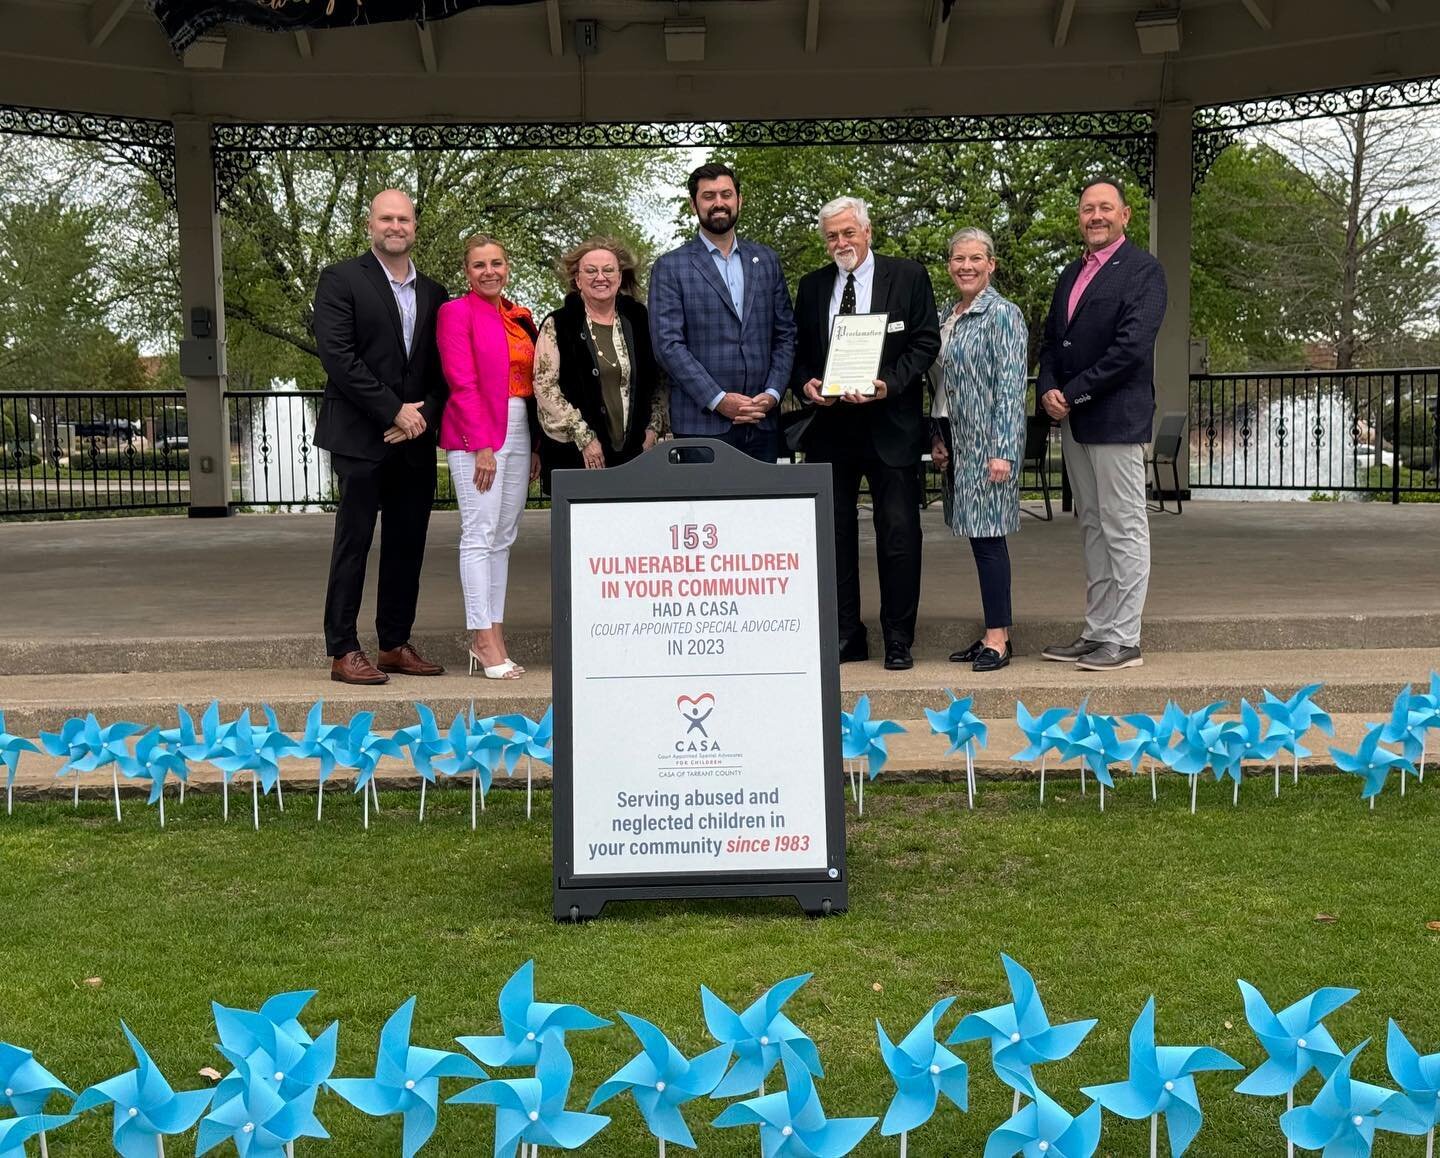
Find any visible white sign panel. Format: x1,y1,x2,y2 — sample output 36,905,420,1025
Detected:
568,497,828,877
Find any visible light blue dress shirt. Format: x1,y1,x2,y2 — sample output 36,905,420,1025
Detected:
386,260,418,356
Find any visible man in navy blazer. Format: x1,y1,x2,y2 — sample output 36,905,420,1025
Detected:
1037,175,1167,672
649,162,796,462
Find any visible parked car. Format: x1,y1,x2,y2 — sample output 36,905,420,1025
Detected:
155,434,189,455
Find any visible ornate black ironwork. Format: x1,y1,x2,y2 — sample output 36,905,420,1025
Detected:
0,104,176,202
213,110,1156,206
1193,75,1440,190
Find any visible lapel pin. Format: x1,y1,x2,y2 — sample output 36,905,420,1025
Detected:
752,256,759,264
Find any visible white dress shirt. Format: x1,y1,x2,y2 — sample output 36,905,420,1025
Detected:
827,248,875,330
386,259,418,356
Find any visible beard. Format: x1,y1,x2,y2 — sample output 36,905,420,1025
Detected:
833,247,859,273
701,205,738,233
374,233,414,256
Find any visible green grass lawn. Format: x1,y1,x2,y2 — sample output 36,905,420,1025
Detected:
3,776,1438,1156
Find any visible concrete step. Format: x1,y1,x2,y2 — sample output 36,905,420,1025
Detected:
1,648,1436,735
3,713,1420,804
6,613,1440,676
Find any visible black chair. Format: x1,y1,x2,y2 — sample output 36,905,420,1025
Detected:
1022,414,1054,521
1147,412,1187,513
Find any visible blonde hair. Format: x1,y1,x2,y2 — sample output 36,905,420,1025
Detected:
461,233,507,267
947,227,996,260
559,236,640,297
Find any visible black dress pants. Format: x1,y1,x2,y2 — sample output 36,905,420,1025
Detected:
323,448,437,657
819,450,923,648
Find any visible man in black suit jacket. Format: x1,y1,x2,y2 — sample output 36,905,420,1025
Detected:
313,188,449,684
1036,175,1167,673
792,197,941,671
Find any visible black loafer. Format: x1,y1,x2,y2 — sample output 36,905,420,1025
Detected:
884,642,913,671
949,639,984,663
973,643,1012,672
838,635,869,664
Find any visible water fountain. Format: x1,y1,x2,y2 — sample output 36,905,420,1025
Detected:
237,378,332,510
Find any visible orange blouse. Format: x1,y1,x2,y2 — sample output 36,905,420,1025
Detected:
499,298,536,398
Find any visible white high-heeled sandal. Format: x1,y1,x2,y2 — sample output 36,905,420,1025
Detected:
469,650,522,679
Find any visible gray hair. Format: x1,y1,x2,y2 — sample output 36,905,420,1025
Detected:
817,196,871,232
947,226,996,260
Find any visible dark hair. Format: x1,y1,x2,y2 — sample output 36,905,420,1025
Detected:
1079,174,1128,206
688,162,740,202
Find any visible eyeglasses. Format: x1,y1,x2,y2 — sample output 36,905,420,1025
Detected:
580,266,619,278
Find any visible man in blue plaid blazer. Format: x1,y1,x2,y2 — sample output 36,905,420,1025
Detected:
649,163,796,462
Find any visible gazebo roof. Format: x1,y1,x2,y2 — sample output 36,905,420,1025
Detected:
0,0,1436,124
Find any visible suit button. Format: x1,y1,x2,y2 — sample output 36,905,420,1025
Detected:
592,368,599,376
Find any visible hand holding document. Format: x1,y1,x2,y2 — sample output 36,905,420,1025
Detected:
822,312,888,397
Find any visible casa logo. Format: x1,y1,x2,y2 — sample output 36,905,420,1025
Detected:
675,693,720,751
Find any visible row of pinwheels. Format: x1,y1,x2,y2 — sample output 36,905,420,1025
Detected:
5,957,1438,1157
840,675,1440,814
0,701,553,830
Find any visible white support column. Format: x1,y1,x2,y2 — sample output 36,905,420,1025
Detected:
173,116,231,517
1150,102,1193,497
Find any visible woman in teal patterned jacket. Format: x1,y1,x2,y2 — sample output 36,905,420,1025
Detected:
930,227,1029,672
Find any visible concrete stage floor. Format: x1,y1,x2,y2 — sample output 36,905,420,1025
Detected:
2,500,1438,674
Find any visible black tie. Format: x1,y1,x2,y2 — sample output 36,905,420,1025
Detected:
839,272,856,316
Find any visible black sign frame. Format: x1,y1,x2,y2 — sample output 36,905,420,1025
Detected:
550,439,848,921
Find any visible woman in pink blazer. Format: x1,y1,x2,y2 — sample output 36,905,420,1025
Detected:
436,233,540,679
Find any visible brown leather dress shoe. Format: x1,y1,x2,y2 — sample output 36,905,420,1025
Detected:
377,642,446,676
331,650,389,685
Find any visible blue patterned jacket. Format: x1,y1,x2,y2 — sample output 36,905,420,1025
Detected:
648,235,796,436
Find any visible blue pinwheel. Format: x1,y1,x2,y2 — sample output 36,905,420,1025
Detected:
1414,671,1440,783
1235,979,1358,1133
0,1112,76,1158
211,989,338,1111
210,710,294,831
1385,1021,1440,1147
289,702,355,821
449,1032,608,1157
39,711,145,816
840,695,905,815
1260,683,1334,789
329,996,486,1158
1121,701,1187,803
1,1041,74,1119
1379,685,1438,797
948,955,1096,1100
395,704,452,822
1012,701,1072,805
984,1078,1102,1158
704,973,822,1099
72,1021,214,1158
712,1042,876,1157
1,710,40,816
1331,724,1417,808
197,1047,328,1158
1280,1041,1417,1157
117,730,190,827
457,960,610,1069
588,1012,730,1152
434,707,508,829
1163,702,1232,814
876,996,968,1147
157,701,236,809
1213,699,1284,806
496,707,554,820
327,712,404,830
1080,997,1242,1156
1052,704,1140,811
925,691,987,810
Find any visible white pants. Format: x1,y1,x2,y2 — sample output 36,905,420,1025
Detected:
448,398,531,630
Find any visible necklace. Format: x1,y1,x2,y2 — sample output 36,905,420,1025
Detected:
587,317,621,370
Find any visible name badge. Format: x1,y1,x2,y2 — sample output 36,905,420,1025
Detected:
886,320,905,333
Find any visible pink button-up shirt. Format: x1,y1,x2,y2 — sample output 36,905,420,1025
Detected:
1066,235,1127,323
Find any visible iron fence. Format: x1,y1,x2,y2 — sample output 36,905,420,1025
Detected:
1189,369,1440,501
0,391,190,515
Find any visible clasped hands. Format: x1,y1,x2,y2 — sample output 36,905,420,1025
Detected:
382,401,427,444
800,378,889,407
1039,388,1071,421
715,392,778,424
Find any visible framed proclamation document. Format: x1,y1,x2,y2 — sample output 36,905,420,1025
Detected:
821,312,888,397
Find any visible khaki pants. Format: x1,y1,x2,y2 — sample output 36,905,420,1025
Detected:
1061,424,1150,647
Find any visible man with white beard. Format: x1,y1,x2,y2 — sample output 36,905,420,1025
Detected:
791,196,940,670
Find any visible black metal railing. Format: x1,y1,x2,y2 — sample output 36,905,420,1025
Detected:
0,391,190,515
1189,369,1440,501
